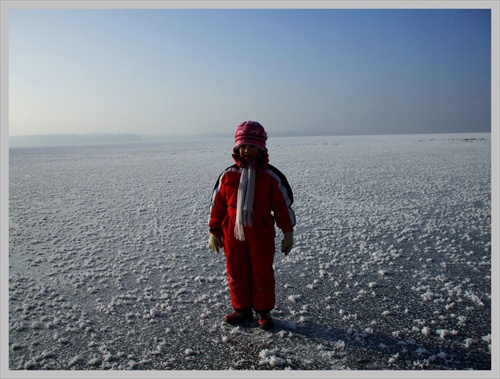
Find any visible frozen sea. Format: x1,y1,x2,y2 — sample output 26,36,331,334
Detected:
5,133,495,376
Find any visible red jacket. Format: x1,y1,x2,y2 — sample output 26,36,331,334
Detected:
209,154,295,238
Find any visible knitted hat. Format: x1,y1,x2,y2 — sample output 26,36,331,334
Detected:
233,120,268,153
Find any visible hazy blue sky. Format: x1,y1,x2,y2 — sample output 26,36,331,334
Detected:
8,6,492,137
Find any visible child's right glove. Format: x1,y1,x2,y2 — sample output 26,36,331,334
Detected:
281,231,294,256
208,234,223,253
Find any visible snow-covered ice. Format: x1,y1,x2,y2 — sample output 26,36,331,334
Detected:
7,133,493,372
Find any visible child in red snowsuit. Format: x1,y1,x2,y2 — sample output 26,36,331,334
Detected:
208,121,295,330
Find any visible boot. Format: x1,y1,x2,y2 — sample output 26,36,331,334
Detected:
257,311,274,330
224,309,253,324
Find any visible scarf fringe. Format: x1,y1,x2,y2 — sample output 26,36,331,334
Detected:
234,223,245,241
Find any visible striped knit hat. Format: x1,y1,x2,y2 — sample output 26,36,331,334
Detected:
233,121,268,153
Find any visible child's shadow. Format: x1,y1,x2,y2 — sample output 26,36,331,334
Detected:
270,319,491,370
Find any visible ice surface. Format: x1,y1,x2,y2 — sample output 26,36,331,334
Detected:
8,134,492,371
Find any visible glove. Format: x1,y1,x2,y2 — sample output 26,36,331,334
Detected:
208,234,222,253
281,231,293,256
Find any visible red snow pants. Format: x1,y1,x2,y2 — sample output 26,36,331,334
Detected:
222,212,276,312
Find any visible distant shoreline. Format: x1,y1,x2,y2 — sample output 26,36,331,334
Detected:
8,133,142,148
8,131,491,148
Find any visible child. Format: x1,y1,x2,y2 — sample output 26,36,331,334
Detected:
208,120,295,330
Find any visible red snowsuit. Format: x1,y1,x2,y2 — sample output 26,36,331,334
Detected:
209,154,295,313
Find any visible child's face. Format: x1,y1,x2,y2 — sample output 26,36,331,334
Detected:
238,144,260,163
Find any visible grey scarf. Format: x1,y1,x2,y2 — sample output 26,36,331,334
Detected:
234,166,256,241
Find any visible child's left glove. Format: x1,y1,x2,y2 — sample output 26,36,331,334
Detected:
281,232,294,256
208,234,223,253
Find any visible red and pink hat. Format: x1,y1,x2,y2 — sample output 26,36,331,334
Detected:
233,120,268,153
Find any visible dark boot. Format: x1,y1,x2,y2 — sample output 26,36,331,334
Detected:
224,309,253,325
257,312,274,330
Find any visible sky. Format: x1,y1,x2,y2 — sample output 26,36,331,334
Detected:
6,3,493,137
